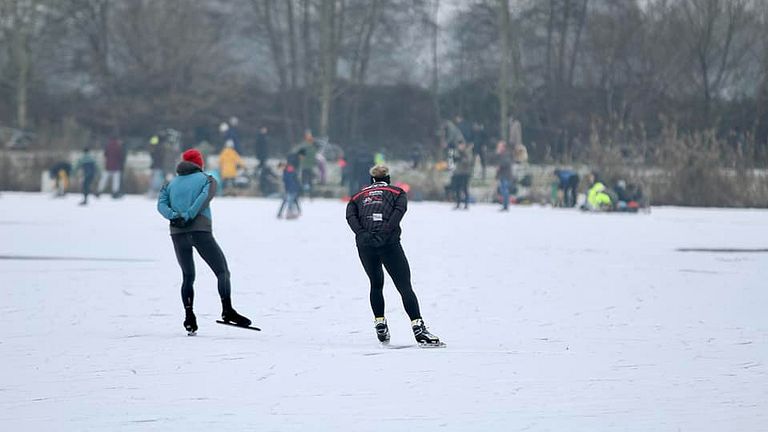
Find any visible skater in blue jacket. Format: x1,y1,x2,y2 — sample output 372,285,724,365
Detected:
157,149,251,335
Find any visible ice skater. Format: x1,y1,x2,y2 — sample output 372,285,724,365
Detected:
277,151,304,219
73,148,98,205
157,149,251,335
346,164,443,347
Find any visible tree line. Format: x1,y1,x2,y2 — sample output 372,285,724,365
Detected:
1,0,766,165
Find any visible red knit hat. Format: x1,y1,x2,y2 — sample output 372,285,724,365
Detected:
182,149,204,169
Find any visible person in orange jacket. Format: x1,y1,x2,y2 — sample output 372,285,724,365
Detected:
218,140,244,194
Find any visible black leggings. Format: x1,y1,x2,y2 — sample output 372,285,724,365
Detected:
454,174,470,207
82,175,94,201
357,242,422,321
171,232,231,309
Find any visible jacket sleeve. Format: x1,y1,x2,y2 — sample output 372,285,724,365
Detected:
346,200,364,235
184,175,216,221
157,183,179,220
385,191,407,232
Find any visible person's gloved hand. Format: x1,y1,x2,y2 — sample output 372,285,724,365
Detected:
170,217,187,228
369,233,386,248
357,231,386,247
357,232,372,246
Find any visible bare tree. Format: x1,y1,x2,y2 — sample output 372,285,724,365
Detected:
318,0,343,137
498,0,512,143
0,0,50,129
679,0,753,124
253,0,297,144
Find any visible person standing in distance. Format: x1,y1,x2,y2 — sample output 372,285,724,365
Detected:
346,165,444,347
157,149,251,335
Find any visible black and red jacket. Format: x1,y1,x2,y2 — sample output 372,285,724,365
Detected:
346,181,407,246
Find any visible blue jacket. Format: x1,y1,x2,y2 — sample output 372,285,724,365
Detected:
157,161,217,234
555,169,577,186
283,164,301,194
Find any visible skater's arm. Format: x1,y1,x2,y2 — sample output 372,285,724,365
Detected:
157,183,179,220
346,201,364,234
385,192,407,232
184,176,216,221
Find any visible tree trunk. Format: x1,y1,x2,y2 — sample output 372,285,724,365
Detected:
287,0,298,90
257,0,296,145
15,32,30,129
567,0,588,87
348,0,379,142
431,0,441,123
301,0,312,132
498,0,512,143
318,0,338,137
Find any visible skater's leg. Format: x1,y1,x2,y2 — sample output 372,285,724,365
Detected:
357,246,385,317
277,194,288,217
191,232,251,326
111,171,121,196
380,243,422,321
462,175,470,208
97,172,109,194
500,178,510,210
452,175,461,208
171,233,196,309
82,175,93,203
190,232,231,302
293,193,302,215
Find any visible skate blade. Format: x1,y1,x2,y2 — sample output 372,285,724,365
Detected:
216,320,261,331
187,330,197,336
418,341,446,348
383,344,416,349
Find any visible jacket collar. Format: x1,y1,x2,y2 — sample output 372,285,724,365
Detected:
176,161,202,175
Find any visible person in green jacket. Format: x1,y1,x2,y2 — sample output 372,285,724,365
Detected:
584,173,613,211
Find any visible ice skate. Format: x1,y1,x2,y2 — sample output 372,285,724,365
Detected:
412,319,445,348
184,310,198,336
374,317,390,344
221,308,252,327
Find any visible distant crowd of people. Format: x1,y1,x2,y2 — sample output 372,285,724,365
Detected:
47,114,646,215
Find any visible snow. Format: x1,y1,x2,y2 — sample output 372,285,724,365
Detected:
1,192,766,431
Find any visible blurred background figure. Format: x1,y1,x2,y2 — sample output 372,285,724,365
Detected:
255,126,269,167
583,172,613,211
472,123,488,180
554,168,580,208
278,150,304,219
218,140,244,196
299,130,318,197
73,148,98,205
496,140,512,211
97,137,124,199
147,134,166,198
452,141,473,210
48,160,72,198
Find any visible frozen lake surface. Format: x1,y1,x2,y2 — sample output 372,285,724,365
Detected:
1,192,766,431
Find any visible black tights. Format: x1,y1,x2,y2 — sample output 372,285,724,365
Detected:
454,174,469,208
357,242,422,320
171,232,231,310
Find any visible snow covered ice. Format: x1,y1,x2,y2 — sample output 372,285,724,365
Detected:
1,192,767,431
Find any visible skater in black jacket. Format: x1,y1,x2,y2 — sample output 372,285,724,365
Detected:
346,165,443,347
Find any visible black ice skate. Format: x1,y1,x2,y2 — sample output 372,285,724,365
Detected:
184,310,198,336
220,308,252,327
374,318,390,344
412,319,446,348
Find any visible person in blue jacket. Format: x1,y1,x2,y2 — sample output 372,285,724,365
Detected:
554,168,580,207
157,149,251,335
277,150,304,219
